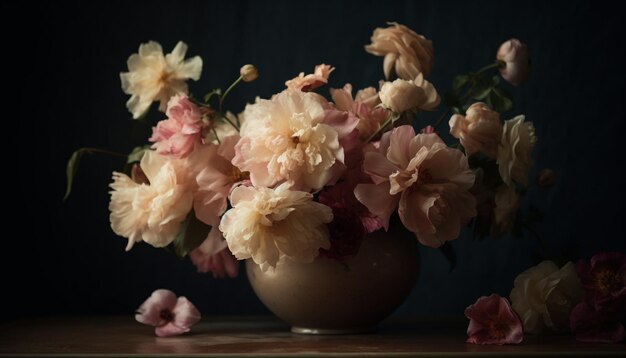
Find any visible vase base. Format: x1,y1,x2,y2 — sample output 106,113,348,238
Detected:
291,325,376,335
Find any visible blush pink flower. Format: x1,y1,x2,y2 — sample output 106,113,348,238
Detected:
190,247,240,279
497,39,531,86
449,102,502,158
194,135,248,226
285,64,335,92
135,289,201,337
354,126,476,248
330,83,389,140
465,294,523,345
150,95,208,158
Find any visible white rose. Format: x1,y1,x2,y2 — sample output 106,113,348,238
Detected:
497,115,537,186
510,261,584,334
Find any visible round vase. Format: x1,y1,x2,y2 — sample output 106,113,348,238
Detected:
246,224,420,334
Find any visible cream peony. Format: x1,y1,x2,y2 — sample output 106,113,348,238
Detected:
219,183,333,268
449,102,502,158
365,22,434,80
120,41,202,119
109,150,193,251
233,89,345,192
497,115,537,186
379,74,440,113
354,126,476,248
510,261,584,334
492,184,519,236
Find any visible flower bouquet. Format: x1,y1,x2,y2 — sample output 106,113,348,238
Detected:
66,22,549,335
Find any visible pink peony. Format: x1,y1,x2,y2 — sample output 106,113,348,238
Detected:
330,83,389,141
354,126,476,248
570,300,625,343
135,289,201,337
190,247,240,279
285,64,335,92
465,294,523,345
150,95,208,158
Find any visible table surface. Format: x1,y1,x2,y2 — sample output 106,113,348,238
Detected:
0,316,624,357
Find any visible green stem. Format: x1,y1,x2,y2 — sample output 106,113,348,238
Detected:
81,147,128,158
475,61,504,75
366,112,397,143
219,75,243,115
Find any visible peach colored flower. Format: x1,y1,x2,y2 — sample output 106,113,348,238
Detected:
330,83,388,140
150,95,208,158
120,41,202,119
497,115,537,186
510,261,584,334
109,150,193,251
492,184,519,236
219,183,333,268
365,22,434,80
497,39,530,86
135,289,201,337
233,89,350,192
354,126,476,248
285,64,335,92
449,102,502,158
379,74,440,113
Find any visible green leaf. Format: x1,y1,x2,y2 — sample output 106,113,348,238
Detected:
469,86,492,100
203,88,222,103
127,145,151,164
490,75,501,87
490,87,513,112
453,74,470,93
172,211,212,258
439,242,457,271
64,149,87,201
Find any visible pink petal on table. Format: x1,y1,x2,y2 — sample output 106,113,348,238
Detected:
135,289,178,327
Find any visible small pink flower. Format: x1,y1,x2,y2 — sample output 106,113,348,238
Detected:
465,294,523,345
190,247,240,279
135,289,201,337
285,64,335,92
150,95,208,158
497,39,530,86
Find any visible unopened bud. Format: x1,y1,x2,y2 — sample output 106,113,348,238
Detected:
240,64,258,82
537,169,556,187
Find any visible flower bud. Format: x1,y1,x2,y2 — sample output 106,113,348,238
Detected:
379,79,422,113
537,169,556,187
240,64,258,82
496,39,530,86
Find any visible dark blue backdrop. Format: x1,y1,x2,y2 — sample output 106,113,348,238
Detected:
10,0,626,318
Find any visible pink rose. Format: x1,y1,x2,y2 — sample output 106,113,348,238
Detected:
497,39,530,86
465,294,523,345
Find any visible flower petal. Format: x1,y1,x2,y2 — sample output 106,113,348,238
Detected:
135,289,178,327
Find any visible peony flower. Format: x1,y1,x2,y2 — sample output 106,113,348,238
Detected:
510,261,584,334
194,135,248,226
497,39,530,86
497,115,537,186
330,83,389,141
190,246,240,279
150,95,208,158
492,185,519,236
449,102,502,158
354,126,476,248
109,150,193,251
233,89,354,192
120,41,202,119
285,64,335,92
570,299,625,343
135,289,201,337
320,180,382,235
379,74,440,113
365,22,434,80
575,252,626,311
220,183,333,268
465,294,523,345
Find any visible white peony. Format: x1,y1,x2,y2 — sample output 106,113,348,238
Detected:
219,183,333,268
120,41,202,119
497,115,537,186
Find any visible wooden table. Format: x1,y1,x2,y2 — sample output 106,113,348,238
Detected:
0,316,623,357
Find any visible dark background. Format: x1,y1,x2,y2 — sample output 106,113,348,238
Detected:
9,0,626,319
